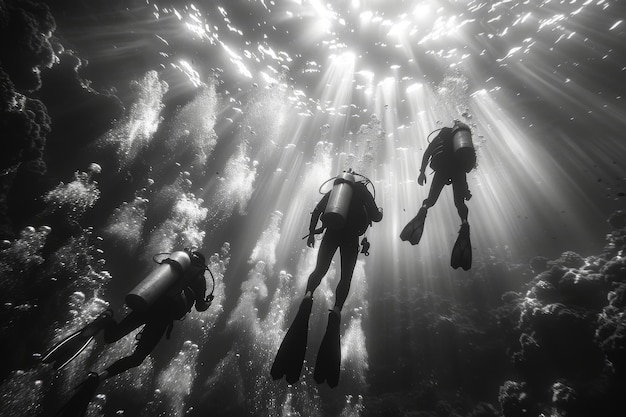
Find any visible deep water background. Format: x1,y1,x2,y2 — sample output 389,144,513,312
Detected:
1,0,626,416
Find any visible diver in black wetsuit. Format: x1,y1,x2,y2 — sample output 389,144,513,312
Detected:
400,120,476,270
304,176,382,313
96,251,211,379
271,169,382,388
44,249,213,417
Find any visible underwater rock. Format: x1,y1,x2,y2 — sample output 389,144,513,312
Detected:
595,295,626,377
498,381,534,417
551,251,585,269
528,265,609,310
607,210,626,230
604,222,626,257
550,381,577,415
529,256,549,274
500,212,626,416
536,265,566,286
600,256,626,284
607,284,626,309
39,50,124,155
0,68,51,174
527,303,603,377
512,331,562,383
0,0,56,91
557,270,608,310
468,402,500,417
528,279,559,304
0,1,55,233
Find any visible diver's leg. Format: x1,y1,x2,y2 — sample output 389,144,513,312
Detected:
333,235,360,312
315,236,356,387
305,232,340,297
451,172,469,223
422,171,447,209
100,318,167,379
103,311,146,344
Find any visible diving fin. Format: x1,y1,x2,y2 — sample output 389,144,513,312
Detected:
270,297,313,384
451,223,472,270
400,207,427,245
42,309,113,370
54,372,101,417
41,330,96,370
313,310,341,388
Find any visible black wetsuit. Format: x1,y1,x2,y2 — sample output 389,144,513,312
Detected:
421,127,469,221
305,181,382,310
101,262,209,378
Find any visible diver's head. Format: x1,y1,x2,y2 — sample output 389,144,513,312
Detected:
184,248,206,266
191,251,206,266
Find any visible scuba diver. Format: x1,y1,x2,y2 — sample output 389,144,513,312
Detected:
42,249,215,417
271,169,383,388
400,120,476,270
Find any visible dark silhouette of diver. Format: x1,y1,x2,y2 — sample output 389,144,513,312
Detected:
271,169,383,388
43,249,214,417
400,120,476,270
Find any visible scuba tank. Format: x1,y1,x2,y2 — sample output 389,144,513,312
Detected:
126,250,192,313
321,171,356,230
451,121,476,173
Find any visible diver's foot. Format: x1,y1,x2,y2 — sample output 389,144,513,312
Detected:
270,297,313,383
314,310,341,388
42,310,113,370
53,372,102,416
451,223,472,271
400,207,428,245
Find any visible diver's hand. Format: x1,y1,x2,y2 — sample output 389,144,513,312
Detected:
418,172,427,185
307,234,315,248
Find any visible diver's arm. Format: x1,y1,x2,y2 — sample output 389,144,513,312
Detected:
307,193,328,247
309,208,321,232
420,138,436,174
193,270,210,312
309,193,329,232
418,135,439,185
371,205,383,223
361,184,383,223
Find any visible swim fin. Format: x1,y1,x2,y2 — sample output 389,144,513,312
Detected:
400,207,427,245
270,297,313,384
451,223,472,270
53,372,101,417
42,309,113,370
313,310,341,388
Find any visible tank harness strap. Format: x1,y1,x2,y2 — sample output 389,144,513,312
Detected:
165,320,175,340
161,257,185,274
